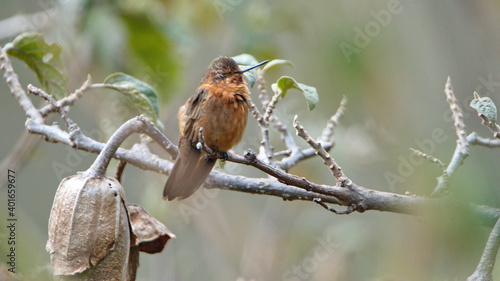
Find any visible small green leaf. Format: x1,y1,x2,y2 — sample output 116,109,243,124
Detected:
470,92,497,123
272,76,319,111
262,59,294,73
297,83,319,111
6,32,68,98
272,76,296,98
103,73,162,128
232,54,259,88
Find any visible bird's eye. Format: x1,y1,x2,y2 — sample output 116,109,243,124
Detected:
219,73,228,79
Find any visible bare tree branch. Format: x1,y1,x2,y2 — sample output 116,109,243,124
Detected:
277,97,347,171
319,95,347,144
2,43,500,251
1,46,44,122
468,217,500,281
432,77,469,197
293,115,347,184
38,74,92,117
468,132,500,147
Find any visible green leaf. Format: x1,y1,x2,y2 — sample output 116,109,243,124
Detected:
470,92,497,123
273,76,297,97
297,83,319,111
6,32,68,98
232,54,259,88
103,73,162,128
232,54,258,66
262,59,294,73
120,12,180,99
272,76,319,111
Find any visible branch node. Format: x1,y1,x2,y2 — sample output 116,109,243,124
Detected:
244,150,258,162
27,84,80,137
314,198,356,215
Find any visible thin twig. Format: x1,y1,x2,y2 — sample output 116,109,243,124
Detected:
445,77,468,151
278,144,334,171
478,113,500,139
409,148,446,170
256,69,270,110
273,150,291,159
1,45,44,122
249,100,274,163
293,115,348,185
313,198,356,215
262,93,281,124
468,132,500,147
257,93,282,162
249,101,265,126
27,84,78,131
319,95,348,143
39,75,92,117
431,77,470,197
277,97,346,172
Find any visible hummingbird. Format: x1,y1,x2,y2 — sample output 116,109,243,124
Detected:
163,57,269,200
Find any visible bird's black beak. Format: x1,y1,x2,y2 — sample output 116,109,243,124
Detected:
237,60,270,73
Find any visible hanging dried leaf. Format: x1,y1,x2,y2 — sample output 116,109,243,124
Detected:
127,204,175,254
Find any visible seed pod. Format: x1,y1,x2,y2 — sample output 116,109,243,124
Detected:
46,173,130,280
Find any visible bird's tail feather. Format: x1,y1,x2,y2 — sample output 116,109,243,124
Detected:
163,143,216,200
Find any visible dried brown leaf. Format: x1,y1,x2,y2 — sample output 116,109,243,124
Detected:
127,204,175,254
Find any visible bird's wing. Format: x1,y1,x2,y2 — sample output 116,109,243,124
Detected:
182,88,209,144
164,88,215,200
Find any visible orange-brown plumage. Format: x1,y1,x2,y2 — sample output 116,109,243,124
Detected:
163,57,268,200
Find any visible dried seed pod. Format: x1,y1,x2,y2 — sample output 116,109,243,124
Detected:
46,174,130,280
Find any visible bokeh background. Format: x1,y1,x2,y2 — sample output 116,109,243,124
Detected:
1,0,500,280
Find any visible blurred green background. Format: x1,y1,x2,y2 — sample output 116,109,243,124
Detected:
1,0,499,280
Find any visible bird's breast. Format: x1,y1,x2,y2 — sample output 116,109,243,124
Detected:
199,88,249,152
